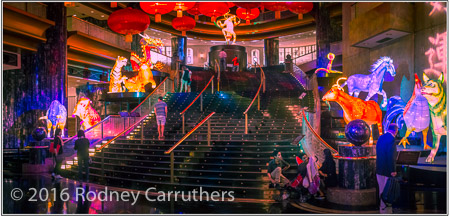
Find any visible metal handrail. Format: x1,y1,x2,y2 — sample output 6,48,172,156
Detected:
165,112,215,183
299,109,338,154
243,62,266,134
215,59,220,92
179,76,214,133
63,115,120,144
97,77,169,151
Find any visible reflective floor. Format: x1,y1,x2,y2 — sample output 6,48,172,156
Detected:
3,173,446,214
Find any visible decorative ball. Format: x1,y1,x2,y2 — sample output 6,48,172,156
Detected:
345,119,371,146
32,127,47,141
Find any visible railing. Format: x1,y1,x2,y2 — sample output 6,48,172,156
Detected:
5,2,47,19
243,62,266,134
67,16,131,49
215,59,220,92
164,112,216,183
179,76,215,133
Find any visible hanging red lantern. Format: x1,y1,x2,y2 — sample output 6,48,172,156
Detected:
234,2,260,9
286,2,313,20
172,16,196,36
187,3,201,21
108,7,150,42
263,2,288,19
140,2,176,23
226,2,235,8
110,2,117,8
174,2,196,18
236,8,260,24
198,2,229,22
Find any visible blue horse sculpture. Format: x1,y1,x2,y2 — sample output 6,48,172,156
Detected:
341,56,396,108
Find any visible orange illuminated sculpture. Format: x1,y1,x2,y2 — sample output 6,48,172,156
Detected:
108,56,128,93
72,98,101,130
127,33,164,92
322,78,383,144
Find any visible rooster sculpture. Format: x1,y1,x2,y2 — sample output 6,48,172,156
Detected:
384,74,430,148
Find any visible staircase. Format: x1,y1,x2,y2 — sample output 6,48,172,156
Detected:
62,68,306,200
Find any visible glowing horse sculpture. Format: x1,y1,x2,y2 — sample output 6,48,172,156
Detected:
323,78,383,144
216,13,240,45
39,100,67,137
341,57,396,108
384,74,431,148
422,73,447,163
108,56,128,93
127,33,164,92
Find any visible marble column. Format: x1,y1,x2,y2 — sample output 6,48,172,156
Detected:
171,35,187,70
314,2,341,69
264,38,279,66
3,3,67,148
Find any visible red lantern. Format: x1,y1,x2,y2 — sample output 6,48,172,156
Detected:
234,2,260,9
174,2,196,18
187,3,201,21
198,2,229,22
263,2,288,19
108,7,150,42
286,2,313,20
110,2,117,8
140,2,176,23
226,2,235,8
236,8,260,24
172,16,196,36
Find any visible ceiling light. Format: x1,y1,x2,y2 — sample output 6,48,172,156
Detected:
73,14,77,17
101,15,105,17
91,10,94,13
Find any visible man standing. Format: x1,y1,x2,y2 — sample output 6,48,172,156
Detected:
180,66,192,93
219,48,227,72
154,96,168,139
267,150,291,188
232,55,239,72
376,123,398,214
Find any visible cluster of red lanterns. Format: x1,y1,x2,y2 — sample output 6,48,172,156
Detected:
107,2,313,41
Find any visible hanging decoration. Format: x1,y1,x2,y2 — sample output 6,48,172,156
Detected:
187,3,202,21
140,2,176,23
72,98,101,130
216,12,240,44
286,2,313,20
39,100,67,138
234,2,260,10
110,2,117,8
172,16,196,36
107,7,150,42
199,2,229,22
322,78,383,144
314,53,343,74
174,2,196,18
236,8,260,24
340,56,396,108
263,2,289,19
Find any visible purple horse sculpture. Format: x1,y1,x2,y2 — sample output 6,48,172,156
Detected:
341,56,396,108
39,100,67,138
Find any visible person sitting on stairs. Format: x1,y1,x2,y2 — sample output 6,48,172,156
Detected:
267,150,291,188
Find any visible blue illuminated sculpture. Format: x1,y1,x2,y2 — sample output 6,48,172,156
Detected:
341,57,396,108
39,100,67,138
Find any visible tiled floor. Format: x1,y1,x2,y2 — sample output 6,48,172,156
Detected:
2,172,446,214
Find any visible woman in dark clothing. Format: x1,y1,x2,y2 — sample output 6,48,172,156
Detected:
318,149,338,188
52,128,64,179
74,130,90,183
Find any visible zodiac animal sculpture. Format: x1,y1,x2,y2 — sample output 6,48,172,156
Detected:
384,74,431,148
39,100,67,137
109,56,128,93
341,57,396,108
323,78,383,144
72,97,101,130
127,33,164,92
421,73,447,163
216,13,240,45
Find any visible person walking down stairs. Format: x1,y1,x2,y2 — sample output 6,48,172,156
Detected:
154,96,168,139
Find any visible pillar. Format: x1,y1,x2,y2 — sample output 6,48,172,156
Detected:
264,38,279,66
314,2,341,69
2,3,67,148
171,35,187,70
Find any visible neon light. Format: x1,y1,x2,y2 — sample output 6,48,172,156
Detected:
314,52,342,74
428,2,447,16
424,32,447,83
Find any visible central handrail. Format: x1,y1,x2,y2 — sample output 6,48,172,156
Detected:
243,62,265,134
97,77,169,151
165,111,215,183
63,114,120,144
179,76,214,115
165,112,215,154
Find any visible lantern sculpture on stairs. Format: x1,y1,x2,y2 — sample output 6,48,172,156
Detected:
107,7,150,42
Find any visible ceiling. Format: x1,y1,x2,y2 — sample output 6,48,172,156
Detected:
69,2,342,42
